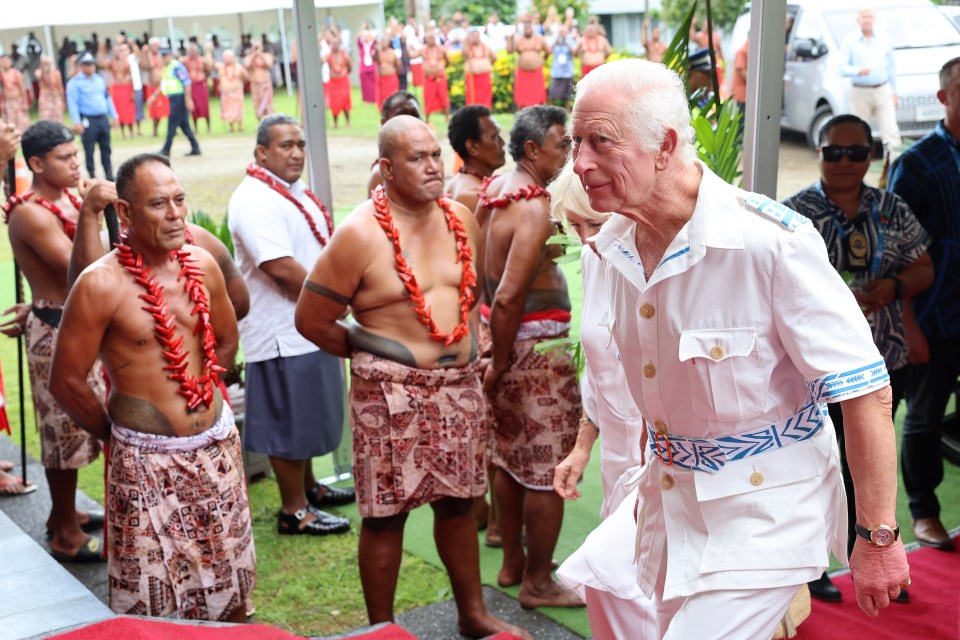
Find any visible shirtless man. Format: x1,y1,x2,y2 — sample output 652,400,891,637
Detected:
326,36,353,129
50,153,255,621
507,19,549,109
245,41,275,121
447,105,505,213
141,38,168,137
109,43,136,139
641,18,667,63
577,22,612,77
421,31,451,125
462,30,497,109
366,92,422,194
1,55,31,133
479,106,583,609
2,122,106,559
294,115,530,640
184,43,212,133
374,35,402,112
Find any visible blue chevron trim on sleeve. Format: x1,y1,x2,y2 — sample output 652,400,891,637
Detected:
744,193,810,231
807,360,890,403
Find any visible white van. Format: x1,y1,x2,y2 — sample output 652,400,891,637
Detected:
729,0,960,147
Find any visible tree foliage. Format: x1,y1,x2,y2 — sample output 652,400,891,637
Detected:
662,0,747,32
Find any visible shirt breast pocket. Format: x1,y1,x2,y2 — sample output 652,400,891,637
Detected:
678,327,765,422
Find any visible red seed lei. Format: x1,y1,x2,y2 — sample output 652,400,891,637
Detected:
246,163,334,247
457,166,487,180
116,243,226,412
478,181,550,210
3,189,83,239
371,185,476,346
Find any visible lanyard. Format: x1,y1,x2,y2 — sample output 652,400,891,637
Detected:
815,181,885,274
934,121,960,173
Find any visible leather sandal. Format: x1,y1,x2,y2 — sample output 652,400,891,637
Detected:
277,508,350,536
50,536,106,564
46,512,105,539
307,482,356,508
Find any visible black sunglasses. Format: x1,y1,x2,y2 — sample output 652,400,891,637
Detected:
821,145,871,163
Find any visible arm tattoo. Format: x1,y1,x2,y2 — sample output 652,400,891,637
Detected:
216,251,242,283
346,322,418,368
304,279,351,306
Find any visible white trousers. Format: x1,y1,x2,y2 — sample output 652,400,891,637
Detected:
848,83,902,149
657,584,802,639
585,586,658,640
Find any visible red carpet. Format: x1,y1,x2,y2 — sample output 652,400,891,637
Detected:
49,618,418,640
800,537,960,639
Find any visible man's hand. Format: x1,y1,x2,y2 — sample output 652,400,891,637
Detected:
110,118,118,129
186,97,195,113
855,278,896,314
482,362,504,395
0,121,21,166
553,446,590,500
0,304,30,338
849,537,910,616
79,179,118,215
73,123,85,135
860,67,871,75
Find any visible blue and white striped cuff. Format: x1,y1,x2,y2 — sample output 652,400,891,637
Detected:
807,361,890,403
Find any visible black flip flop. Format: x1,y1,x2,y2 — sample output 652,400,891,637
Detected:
50,536,106,564
46,512,106,539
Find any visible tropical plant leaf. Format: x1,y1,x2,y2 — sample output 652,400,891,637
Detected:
662,0,699,83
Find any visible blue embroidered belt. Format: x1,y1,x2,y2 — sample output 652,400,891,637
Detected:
647,402,825,473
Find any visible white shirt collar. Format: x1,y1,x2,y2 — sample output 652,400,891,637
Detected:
254,165,307,197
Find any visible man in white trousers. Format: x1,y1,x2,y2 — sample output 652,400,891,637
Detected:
559,59,910,639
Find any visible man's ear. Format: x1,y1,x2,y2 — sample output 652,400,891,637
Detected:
656,128,679,171
464,138,480,158
28,156,43,174
938,88,947,107
115,199,133,228
379,157,394,182
523,138,539,162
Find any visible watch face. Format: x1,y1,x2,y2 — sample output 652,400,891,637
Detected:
873,528,894,546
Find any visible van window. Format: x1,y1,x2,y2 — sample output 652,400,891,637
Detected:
787,8,823,60
823,6,959,49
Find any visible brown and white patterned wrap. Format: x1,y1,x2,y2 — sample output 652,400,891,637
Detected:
26,299,104,470
487,330,582,490
107,405,256,621
349,351,488,519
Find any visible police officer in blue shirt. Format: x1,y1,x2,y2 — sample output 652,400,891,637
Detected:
147,47,201,158
66,52,117,180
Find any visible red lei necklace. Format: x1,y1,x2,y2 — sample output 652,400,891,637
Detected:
3,189,83,239
116,243,225,412
371,185,475,346
478,181,550,210
246,164,334,246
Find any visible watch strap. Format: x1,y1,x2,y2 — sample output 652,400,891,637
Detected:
890,276,906,301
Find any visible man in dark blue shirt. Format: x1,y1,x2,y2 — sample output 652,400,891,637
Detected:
888,57,960,552
66,52,117,180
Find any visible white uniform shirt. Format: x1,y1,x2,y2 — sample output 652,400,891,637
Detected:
128,52,142,91
228,169,330,363
580,249,644,518
589,163,888,600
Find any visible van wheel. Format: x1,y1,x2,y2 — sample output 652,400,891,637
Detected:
808,104,833,149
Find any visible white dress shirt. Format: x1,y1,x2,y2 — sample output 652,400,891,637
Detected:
228,169,331,363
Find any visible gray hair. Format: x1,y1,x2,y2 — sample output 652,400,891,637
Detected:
941,57,960,91
509,105,567,161
574,59,697,164
255,113,301,156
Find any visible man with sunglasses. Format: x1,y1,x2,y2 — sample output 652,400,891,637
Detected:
888,57,960,553
783,114,934,602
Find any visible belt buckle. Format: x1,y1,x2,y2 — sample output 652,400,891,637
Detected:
653,431,674,466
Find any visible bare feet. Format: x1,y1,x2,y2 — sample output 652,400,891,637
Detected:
484,526,502,548
459,612,532,640
497,562,523,588
518,580,585,609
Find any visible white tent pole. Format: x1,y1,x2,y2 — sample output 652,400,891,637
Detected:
293,0,331,200
278,7,294,96
43,25,54,57
741,1,786,196
167,16,177,49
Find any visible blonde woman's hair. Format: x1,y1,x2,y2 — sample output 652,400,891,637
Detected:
548,160,611,225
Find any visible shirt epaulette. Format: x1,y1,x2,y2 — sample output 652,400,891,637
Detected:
743,193,809,232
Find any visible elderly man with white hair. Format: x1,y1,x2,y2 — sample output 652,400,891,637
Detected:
559,59,910,638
